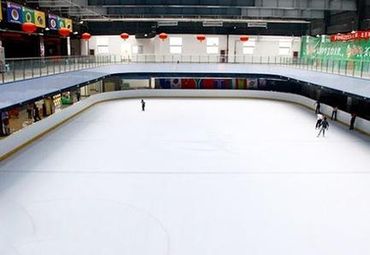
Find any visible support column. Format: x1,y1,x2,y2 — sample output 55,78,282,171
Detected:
67,37,71,56
81,39,89,56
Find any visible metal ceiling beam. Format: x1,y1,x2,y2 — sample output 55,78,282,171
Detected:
82,17,311,24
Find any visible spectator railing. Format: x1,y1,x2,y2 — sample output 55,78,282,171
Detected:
1,54,370,84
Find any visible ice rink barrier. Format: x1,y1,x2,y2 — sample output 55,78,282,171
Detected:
1,89,369,160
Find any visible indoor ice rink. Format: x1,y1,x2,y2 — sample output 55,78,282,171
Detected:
1,98,370,255
1,0,370,254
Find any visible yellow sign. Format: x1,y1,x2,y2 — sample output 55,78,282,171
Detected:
34,10,45,28
0,1,2,21
64,18,73,31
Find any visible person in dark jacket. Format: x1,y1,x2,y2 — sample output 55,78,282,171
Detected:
349,113,356,130
315,113,324,129
317,117,329,137
314,100,321,114
331,106,338,121
33,103,41,122
141,99,146,111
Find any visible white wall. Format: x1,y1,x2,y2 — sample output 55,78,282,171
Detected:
85,34,301,63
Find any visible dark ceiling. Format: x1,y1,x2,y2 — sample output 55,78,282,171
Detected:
27,0,369,36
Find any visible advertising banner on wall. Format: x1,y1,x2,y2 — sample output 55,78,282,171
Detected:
57,16,65,29
6,2,22,24
22,6,34,23
64,18,73,31
301,35,370,61
34,10,45,28
48,14,58,30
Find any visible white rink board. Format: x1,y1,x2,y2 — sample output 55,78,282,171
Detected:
1,98,370,255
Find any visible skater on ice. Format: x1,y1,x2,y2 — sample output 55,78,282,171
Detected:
141,99,146,111
349,113,356,130
315,113,324,129
317,117,329,137
331,106,338,121
314,100,321,114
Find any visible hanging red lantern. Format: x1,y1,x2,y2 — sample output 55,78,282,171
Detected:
120,33,129,40
240,35,249,42
81,32,91,41
159,32,168,41
196,34,206,42
59,27,71,37
22,22,37,34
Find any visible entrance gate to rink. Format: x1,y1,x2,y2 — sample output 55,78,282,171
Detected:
1,54,370,84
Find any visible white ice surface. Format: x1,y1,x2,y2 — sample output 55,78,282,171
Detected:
1,99,370,255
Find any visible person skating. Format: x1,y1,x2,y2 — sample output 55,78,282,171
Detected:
314,100,321,114
141,99,146,111
315,113,324,129
317,117,329,137
331,106,338,121
349,113,356,130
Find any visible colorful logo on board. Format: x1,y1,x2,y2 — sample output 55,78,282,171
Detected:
57,16,65,29
22,7,35,23
34,10,46,28
48,14,58,30
7,2,22,24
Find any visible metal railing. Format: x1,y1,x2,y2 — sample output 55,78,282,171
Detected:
129,54,370,79
0,55,120,84
1,54,370,84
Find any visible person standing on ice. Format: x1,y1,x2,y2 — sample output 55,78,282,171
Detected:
141,99,146,111
331,106,338,121
314,100,321,114
349,113,356,130
317,117,329,137
315,113,324,129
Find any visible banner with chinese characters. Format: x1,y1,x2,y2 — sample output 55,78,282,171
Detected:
300,35,370,61
6,2,22,24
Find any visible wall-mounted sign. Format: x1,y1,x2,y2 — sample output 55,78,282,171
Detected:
48,14,58,30
22,7,34,23
34,10,45,28
6,2,22,24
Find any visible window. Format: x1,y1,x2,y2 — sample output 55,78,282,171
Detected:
132,45,143,54
97,45,109,54
279,40,291,55
242,39,256,55
170,46,182,54
207,47,219,54
206,37,219,54
243,47,254,55
96,37,109,54
170,37,182,54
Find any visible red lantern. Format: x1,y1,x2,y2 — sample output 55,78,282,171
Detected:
159,32,168,41
81,32,91,41
120,33,129,40
196,34,206,42
22,22,37,34
59,27,70,37
240,35,249,42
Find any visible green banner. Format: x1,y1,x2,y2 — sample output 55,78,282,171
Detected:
301,35,370,61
